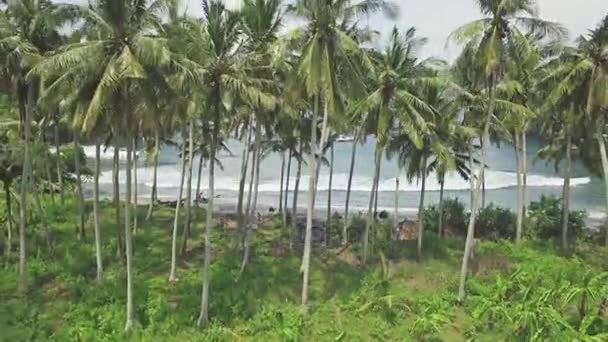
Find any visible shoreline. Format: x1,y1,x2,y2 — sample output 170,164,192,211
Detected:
95,194,606,230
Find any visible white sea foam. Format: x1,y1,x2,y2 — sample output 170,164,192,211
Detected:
97,163,591,193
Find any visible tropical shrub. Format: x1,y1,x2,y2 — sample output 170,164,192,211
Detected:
475,204,516,240
423,198,468,236
527,195,586,241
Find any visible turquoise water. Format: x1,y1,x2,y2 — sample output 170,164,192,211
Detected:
86,135,605,220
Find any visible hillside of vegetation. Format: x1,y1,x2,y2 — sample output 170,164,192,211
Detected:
1,196,607,341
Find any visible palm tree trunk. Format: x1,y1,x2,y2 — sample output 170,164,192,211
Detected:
364,146,383,264
239,143,262,276
54,115,64,205
284,148,292,218
394,170,399,235
169,134,188,283
469,146,474,210
113,145,123,259
197,107,220,328
180,121,195,255
133,138,139,235
326,143,334,247
45,150,55,205
237,119,254,239
74,131,85,240
374,157,382,215
18,87,30,293
195,153,204,207
438,178,445,236
4,181,13,256
301,94,324,311
481,135,486,210
344,141,357,245
561,135,572,251
241,124,262,274
145,128,160,221
291,140,303,249
458,78,494,302
416,156,428,261
124,131,134,333
596,129,608,247
515,133,523,242
93,142,103,283
522,127,528,217
279,152,285,213
32,183,51,252
245,127,258,221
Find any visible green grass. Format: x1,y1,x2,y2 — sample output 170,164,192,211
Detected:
1,196,607,341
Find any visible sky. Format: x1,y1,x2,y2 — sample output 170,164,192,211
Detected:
68,0,608,59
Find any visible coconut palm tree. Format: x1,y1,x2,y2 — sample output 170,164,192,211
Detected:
29,0,178,332
351,26,433,264
449,0,565,301
543,15,608,246
289,0,396,308
0,0,79,293
174,0,276,326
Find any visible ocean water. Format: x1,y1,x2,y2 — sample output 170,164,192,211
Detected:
83,135,606,220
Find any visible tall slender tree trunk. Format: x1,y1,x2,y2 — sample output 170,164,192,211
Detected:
169,135,188,283
596,129,608,247
561,135,572,251
195,153,204,206
458,78,494,302
197,108,219,327
180,121,195,255
394,170,399,234
374,157,382,216
344,141,357,245
416,156,428,261
4,181,13,256
522,127,528,216
326,144,334,247
364,146,383,264
480,135,486,209
133,138,139,235
124,131,134,333
45,150,55,205
291,140,303,249
284,148,292,222
18,88,30,293
302,94,328,311
74,131,85,240
113,145,123,259
279,152,285,213
93,142,103,283
236,119,253,239
146,128,160,221
515,133,523,242
54,115,64,205
438,178,445,236
32,183,51,252
240,124,262,274
245,126,258,221
469,146,474,210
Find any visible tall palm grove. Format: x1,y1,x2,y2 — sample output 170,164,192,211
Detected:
1,0,608,340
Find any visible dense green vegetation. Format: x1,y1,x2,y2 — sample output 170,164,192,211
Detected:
1,0,608,339
1,196,607,340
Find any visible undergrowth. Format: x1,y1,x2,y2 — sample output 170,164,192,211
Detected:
1,197,607,341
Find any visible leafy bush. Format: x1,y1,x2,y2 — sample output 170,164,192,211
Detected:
423,198,467,236
475,204,516,240
527,195,586,242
